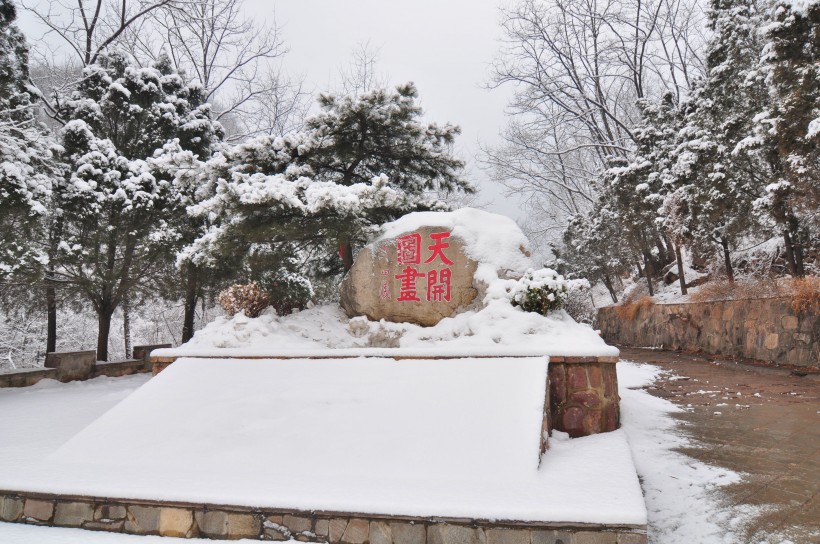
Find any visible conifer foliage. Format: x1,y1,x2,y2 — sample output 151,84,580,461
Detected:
553,0,820,293
179,83,471,291
0,0,60,279
54,51,223,360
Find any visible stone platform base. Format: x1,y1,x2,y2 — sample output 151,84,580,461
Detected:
0,490,647,543
549,361,620,438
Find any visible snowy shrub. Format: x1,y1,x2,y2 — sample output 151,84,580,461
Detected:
510,269,588,315
259,272,314,316
562,287,596,325
218,283,271,318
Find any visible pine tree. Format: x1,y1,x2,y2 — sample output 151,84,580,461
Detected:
755,0,820,269
673,0,772,280
179,83,472,301
55,51,222,360
304,83,471,270
0,0,60,279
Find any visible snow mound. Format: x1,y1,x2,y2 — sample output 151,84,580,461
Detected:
158,208,617,359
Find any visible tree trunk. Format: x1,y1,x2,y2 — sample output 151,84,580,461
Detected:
783,229,799,277
46,282,57,353
96,306,114,361
341,241,354,273
720,237,734,283
603,274,618,303
181,279,198,344
641,253,655,297
674,243,688,296
123,297,132,359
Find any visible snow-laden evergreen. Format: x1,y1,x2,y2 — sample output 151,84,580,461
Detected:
53,51,223,360
0,0,61,279
175,83,472,297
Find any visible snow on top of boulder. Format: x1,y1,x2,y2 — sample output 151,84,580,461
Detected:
377,208,532,275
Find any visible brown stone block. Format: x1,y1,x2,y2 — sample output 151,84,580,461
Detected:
371,521,393,544
584,408,603,434
284,514,314,534
560,406,585,437
238,515,261,538
95,504,126,521
54,502,94,527
159,507,195,538
531,530,572,544
315,519,330,538
125,505,161,535
568,365,589,390
0,496,23,522
391,522,426,544
329,518,349,542
196,510,230,538
764,333,779,350
604,402,619,432
617,532,648,544
588,365,603,388
23,499,54,522
264,517,292,541
603,365,618,398
84,519,125,531
573,531,618,543
342,518,370,544
781,315,799,330
549,365,567,405
571,390,602,409
428,524,486,544
486,528,530,544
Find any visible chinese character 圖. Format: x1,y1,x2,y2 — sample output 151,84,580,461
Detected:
397,233,422,265
395,266,425,302
427,268,452,302
425,232,454,265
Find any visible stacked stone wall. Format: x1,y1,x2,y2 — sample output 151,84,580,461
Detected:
0,491,647,543
598,298,819,368
548,362,619,438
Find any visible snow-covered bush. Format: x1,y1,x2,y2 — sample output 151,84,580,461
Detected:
259,271,314,316
510,269,589,315
218,283,271,318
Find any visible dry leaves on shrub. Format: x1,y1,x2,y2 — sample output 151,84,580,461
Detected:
218,282,271,318
788,276,820,314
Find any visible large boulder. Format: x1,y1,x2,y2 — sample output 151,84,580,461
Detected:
340,226,479,326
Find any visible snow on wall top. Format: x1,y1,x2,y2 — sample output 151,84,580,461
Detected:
1,357,646,525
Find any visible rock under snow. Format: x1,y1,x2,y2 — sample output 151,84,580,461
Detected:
339,209,531,326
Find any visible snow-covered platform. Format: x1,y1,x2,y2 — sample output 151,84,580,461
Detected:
0,356,646,541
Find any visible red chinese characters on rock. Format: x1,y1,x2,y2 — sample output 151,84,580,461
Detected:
394,231,453,303
397,233,422,265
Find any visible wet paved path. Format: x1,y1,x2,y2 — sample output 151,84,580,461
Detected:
619,348,820,543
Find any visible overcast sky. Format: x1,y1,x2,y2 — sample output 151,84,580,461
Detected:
19,0,525,221
252,0,522,220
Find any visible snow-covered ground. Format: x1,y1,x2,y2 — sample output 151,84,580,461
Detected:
0,361,772,543
155,304,618,359
0,357,643,525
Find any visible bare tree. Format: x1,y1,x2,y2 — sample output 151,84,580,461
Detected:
120,0,309,140
21,0,175,65
485,0,706,244
337,41,389,96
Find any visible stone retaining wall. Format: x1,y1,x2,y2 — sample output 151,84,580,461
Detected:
0,490,646,543
598,298,819,368
0,344,171,388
